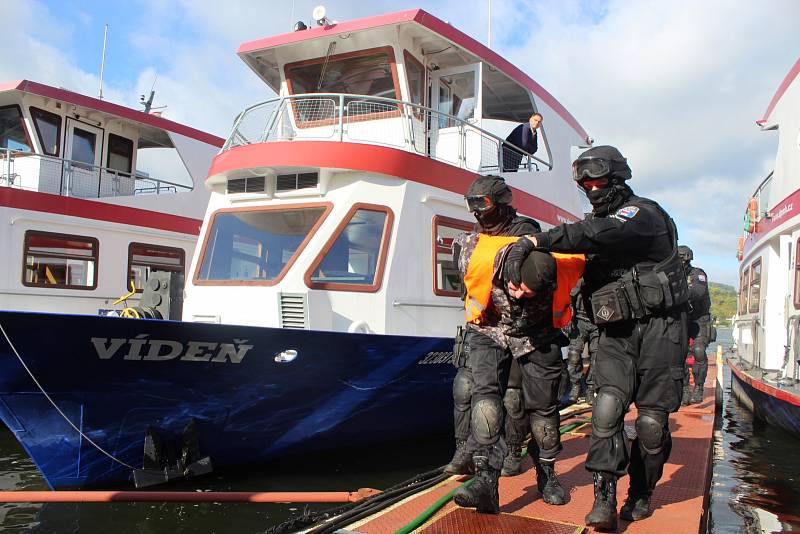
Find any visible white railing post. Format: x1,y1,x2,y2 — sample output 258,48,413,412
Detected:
338,94,345,142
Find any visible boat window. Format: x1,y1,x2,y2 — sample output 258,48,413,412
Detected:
306,204,394,292
0,105,32,152
748,258,761,314
195,204,331,285
738,268,749,314
285,46,400,122
108,134,134,175
30,107,61,156
22,231,98,290
433,216,473,296
404,50,425,107
128,243,185,293
437,71,475,128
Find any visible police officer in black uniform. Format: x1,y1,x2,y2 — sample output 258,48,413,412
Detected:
504,146,689,530
566,279,598,404
678,245,711,405
445,175,541,478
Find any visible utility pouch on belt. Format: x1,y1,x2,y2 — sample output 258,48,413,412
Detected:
591,282,631,325
453,325,466,368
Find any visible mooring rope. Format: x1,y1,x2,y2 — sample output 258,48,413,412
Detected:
0,321,136,470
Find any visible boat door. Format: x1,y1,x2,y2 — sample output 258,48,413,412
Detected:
429,64,481,169
63,118,103,198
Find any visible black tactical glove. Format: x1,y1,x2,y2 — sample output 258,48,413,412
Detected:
503,237,536,287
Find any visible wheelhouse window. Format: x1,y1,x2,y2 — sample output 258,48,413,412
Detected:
404,50,425,107
107,134,134,175
433,216,473,296
748,258,761,314
285,47,400,122
195,204,331,285
0,105,32,152
306,204,394,292
128,243,185,292
30,107,61,156
738,268,749,314
23,231,98,289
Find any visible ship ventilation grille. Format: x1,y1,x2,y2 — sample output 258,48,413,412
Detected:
276,172,319,192
279,292,307,329
227,176,266,194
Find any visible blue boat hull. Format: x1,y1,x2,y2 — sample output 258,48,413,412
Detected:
728,358,800,438
0,311,456,489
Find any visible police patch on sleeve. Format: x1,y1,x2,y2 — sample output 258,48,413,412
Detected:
613,206,640,221
698,274,706,282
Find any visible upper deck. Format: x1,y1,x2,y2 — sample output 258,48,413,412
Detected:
0,80,223,213
206,8,588,224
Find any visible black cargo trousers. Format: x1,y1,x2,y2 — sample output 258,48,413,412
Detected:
686,314,711,389
465,330,565,470
567,317,598,390
585,309,687,494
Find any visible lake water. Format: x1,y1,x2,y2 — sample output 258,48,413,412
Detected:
0,328,799,532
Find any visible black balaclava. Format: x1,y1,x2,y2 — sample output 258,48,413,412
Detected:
678,245,693,270
574,145,633,216
466,175,514,235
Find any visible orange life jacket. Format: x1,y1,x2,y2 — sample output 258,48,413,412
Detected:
463,235,586,328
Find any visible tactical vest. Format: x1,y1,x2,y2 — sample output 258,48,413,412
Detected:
589,198,690,325
462,235,585,328
688,266,711,317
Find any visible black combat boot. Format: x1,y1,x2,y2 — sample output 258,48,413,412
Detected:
620,492,652,521
681,385,691,406
585,472,617,531
453,456,500,514
501,443,524,477
586,385,595,405
568,383,581,403
690,384,704,405
534,460,567,505
444,440,474,475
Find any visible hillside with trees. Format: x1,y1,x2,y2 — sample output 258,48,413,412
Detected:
709,282,737,325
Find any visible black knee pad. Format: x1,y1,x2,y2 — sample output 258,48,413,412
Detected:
531,415,561,454
453,369,474,412
503,388,525,420
635,412,668,455
472,398,503,445
592,390,624,439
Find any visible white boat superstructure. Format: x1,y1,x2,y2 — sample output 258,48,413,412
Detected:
0,80,224,315
735,56,800,380
183,9,589,338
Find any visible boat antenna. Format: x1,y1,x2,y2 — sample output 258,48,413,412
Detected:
140,76,166,114
98,23,109,100
487,0,492,48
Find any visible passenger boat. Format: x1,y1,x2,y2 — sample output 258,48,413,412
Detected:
0,80,222,314
0,8,588,489
730,56,800,438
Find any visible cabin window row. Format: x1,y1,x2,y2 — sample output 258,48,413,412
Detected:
193,204,483,295
0,104,133,174
22,230,184,292
738,257,761,314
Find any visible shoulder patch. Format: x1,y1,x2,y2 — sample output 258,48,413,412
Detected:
698,274,706,282
613,206,640,221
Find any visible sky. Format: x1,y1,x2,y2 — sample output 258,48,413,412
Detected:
1,0,798,286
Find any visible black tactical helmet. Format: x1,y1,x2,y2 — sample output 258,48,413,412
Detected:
465,175,513,213
678,245,693,262
572,145,632,184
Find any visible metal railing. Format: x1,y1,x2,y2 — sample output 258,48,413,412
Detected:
0,148,191,199
223,93,552,173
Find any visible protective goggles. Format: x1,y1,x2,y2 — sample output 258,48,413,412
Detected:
465,195,495,213
572,157,613,181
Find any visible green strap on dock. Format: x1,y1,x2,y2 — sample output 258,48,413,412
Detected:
393,421,585,534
